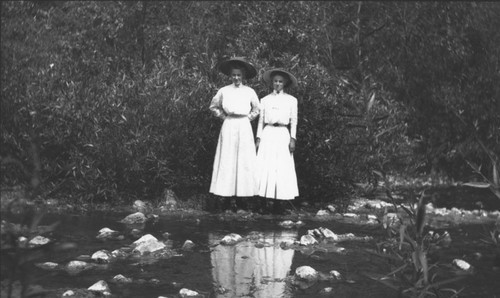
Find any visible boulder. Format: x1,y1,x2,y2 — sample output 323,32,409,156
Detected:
179,288,200,297
91,250,112,263
112,274,132,283
220,233,243,245
300,235,318,246
120,212,147,224
295,266,319,281
111,248,128,258
133,200,149,212
181,240,195,251
279,220,295,228
329,270,341,280
62,290,75,296
316,210,330,217
319,227,338,241
96,227,119,240
132,234,166,254
35,262,59,270
28,235,50,247
343,213,358,218
65,260,92,275
88,280,111,295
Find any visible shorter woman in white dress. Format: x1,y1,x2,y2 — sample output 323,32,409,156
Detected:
208,57,260,212
255,69,299,214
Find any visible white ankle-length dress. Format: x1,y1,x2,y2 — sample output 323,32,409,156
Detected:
209,83,260,197
255,90,299,200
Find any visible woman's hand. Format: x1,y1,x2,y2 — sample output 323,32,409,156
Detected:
289,138,296,153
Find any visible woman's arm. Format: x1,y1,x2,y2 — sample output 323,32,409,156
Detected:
248,89,260,121
209,89,226,119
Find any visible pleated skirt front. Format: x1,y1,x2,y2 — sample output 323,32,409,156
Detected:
255,126,299,200
210,117,257,197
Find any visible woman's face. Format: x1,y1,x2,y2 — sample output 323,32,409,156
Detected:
272,74,287,92
231,68,244,86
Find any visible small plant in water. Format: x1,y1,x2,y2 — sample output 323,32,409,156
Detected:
366,170,466,297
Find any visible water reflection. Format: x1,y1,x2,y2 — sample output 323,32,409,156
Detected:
209,230,297,298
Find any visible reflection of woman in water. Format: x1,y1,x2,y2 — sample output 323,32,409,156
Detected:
209,230,297,298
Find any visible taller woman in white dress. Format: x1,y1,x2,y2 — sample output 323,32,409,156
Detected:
209,57,260,208
255,69,299,213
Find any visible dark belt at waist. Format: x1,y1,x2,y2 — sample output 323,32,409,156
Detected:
266,123,288,127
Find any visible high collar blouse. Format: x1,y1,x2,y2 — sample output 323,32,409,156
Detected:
256,90,298,139
209,83,260,120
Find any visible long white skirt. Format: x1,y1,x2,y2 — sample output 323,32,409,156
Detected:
255,126,299,200
210,116,257,197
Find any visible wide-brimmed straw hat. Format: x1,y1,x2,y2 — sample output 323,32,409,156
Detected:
218,57,257,79
263,68,298,88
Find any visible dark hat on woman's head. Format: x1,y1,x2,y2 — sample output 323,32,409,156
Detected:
218,57,257,79
263,68,298,88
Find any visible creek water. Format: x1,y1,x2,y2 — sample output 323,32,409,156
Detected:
10,213,500,297
3,187,500,297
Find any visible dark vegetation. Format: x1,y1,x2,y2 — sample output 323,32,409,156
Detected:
1,1,499,206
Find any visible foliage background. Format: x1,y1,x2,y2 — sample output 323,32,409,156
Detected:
1,1,499,204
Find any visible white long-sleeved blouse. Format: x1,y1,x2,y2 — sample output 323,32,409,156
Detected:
209,83,260,120
256,90,298,139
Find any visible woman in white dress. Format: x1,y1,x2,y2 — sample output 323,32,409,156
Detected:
255,69,299,214
208,57,260,212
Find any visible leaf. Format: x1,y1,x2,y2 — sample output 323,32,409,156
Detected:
367,92,376,112
416,193,426,236
493,163,499,186
372,170,384,179
463,182,491,188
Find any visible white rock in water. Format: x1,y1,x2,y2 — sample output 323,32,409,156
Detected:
182,240,195,250
300,234,318,246
295,266,319,281
179,288,199,297
111,249,128,258
91,250,112,263
327,205,336,213
343,213,358,218
453,259,471,271
319,227,338,240
320,287,334,294
96,227,119,239
279,220,295,228
220,233,243,245
133,234,159,246
62,290,75,296
329,270,341,279
35,262,59,270
112,274,132,283
88,280,111,293
66,260,90,274
316,209,330,217
29,235,50,246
